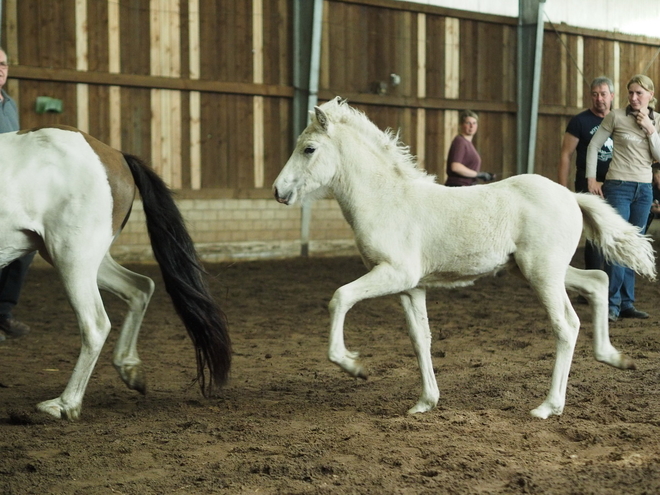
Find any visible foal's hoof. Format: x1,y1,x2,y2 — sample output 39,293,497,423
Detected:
530,402,563,419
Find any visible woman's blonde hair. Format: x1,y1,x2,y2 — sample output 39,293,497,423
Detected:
627,74,657,108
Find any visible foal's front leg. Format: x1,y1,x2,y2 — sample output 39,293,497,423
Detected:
400,288,440,414
328,263,414,379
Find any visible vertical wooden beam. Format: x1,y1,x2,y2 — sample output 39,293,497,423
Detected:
560,33,567,107
576,35,584,108
150,0,181,188
612,41,620,109
75,0,89,133
444,17,459,99
189,0,201,190
253,0,265,188
444,16,459,182
416,13,426,170
108,0,121,149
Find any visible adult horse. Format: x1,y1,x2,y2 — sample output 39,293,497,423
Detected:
273,97,656,419
0,126,231,420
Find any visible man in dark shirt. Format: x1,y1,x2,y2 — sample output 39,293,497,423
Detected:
558,76,614,272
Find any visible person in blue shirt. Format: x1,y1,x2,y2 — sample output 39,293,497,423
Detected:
0,47,35,342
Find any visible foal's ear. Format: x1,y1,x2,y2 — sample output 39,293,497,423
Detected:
314,106,329,131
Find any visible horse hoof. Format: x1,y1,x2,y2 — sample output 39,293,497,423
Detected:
407,401,436,414
530,402,563,419
356,368,368,380
619,355,636,370
117,363,147,394
36,399,81,421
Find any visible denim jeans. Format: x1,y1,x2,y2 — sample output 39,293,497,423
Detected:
602,180,653,315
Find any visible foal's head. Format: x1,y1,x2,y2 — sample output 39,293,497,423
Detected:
273,97,428,205
273,97,346,205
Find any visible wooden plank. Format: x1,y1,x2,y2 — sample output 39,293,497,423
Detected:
108,0,121,149
425,15,444,99
189,0,200,79
417,13,426,99
75,0,88,132
5,0,19,63
120,87,151,159
190,90,201,189
253,0,264,188
444,17,459,99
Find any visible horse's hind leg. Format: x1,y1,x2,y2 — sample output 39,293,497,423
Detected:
564,266,635,369
36,262,111,420
516,256,580,419
400,288,440,414
97,253,155,394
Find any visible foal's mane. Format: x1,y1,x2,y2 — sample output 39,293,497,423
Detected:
325,100,435,183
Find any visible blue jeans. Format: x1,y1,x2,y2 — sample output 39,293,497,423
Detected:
602,180,653,316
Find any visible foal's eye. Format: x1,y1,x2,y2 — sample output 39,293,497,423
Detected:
303,146,315,155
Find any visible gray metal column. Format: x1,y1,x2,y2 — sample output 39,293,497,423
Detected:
517,0,546,175
293,0,323,256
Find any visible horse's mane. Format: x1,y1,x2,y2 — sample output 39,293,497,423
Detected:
321,99,436,183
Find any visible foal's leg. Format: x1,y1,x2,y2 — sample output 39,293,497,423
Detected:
328,263,416,379
517,257,580,419
36,261,111,420
564,266,635,369
400,288,440,414
97,254,155,394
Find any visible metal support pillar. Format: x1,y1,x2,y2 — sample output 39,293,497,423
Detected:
517,0,546,175
293,0,323,256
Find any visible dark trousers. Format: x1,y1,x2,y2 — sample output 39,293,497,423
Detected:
0,252,36,318
584,240,604,270
575,178,605,271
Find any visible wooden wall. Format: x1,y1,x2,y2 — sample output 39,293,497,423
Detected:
2,0,660,195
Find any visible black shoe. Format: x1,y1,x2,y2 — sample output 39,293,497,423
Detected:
608,310,618,323
619,307,649,319
0,318,31,338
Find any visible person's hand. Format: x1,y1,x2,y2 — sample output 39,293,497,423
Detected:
635,107,656,135
476,171,494,181
651,201,660,215
587,177,603,198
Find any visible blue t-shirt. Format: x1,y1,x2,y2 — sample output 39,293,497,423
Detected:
565,109,612,188
0,89,19,133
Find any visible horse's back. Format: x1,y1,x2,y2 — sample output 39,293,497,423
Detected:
0,127,136,265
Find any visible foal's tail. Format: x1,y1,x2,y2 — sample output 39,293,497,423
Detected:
123,153,231,395
576,193,656,280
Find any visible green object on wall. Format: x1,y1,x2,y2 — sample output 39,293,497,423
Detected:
35,96,63,114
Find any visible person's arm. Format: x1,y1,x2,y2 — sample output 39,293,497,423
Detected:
558,133,579,187
449,161,479,178
586,124,611,197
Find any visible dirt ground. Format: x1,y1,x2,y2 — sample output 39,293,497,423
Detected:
1,248,660,495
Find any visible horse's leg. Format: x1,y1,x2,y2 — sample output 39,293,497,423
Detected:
564,266,635,369
516,255,580,419
97,253,155,394
328,263,415,379
400,288,440,414
36,261,111,420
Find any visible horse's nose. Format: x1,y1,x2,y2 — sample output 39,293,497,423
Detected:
273,187,288,205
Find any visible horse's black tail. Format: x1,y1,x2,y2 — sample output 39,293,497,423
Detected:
123,153,231,395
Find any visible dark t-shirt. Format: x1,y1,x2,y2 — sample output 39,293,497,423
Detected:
445,135,481,187
565,109,612,191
